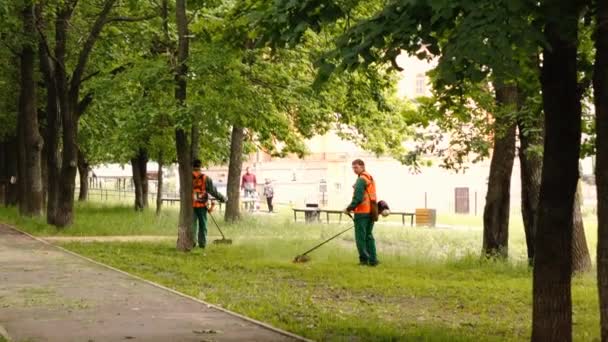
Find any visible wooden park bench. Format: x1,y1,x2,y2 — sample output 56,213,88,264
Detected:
292,208,321,223
389,211,415,226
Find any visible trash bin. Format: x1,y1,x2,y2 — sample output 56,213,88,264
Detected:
305,203,320,223
415,208,436,227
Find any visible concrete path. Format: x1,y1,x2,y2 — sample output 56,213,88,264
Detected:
0,224,305,342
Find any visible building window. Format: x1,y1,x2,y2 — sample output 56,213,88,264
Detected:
415,74,426,95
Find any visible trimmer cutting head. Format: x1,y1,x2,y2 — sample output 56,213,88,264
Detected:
293,254,311,263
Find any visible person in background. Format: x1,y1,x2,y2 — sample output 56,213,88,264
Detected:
241,167,257,211
263,179,274,213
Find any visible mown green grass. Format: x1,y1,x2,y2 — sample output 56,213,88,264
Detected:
1,201,601,340
0,202,178,236
61,239,599,341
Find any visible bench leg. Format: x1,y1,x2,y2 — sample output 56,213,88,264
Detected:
327,212,330,224
411,216,414,226
294,211,296,222
402,215,405,226
339,213,342,223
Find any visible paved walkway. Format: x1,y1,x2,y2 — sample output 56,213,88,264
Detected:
0,224,305,342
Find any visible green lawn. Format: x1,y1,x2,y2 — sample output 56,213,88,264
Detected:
1,202,601,340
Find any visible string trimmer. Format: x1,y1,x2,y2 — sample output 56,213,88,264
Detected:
293,213,354,263
208,202,232,245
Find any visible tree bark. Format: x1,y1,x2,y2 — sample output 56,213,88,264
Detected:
175,0,193,251
0,140,5,205
594,0,608,339
3,137,19,206
141,151,148,208
518,116,543,266
156,152,164,216
571,176,591,274
77,149,88,201
482,84,517,258
18,3,44,217
38,11,61,224
131,156,143,211
225,126,244,223
17,98,27,214
532,5,581,339
131,148,148,210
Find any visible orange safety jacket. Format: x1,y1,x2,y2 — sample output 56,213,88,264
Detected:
353,171,377,214
192,170,207,208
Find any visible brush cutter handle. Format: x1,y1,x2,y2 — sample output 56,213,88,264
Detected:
300,225,354,257
207,211,226,239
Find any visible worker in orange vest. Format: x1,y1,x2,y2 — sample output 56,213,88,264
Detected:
192,159,226,248
345,159,379,266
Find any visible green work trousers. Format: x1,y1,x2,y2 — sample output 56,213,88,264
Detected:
192,207,208,247
354,214,377,264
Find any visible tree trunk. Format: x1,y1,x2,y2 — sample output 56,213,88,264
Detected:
532,6,581,339
482,84,517,258
0,140,5,205
156,152,164,216
225,126,244,223
594,1,608,339
18,4,44,217
77,149,88,201
131,155,144,211
3,137,19,206
518,116,543,266
175,0,193,251
571,176,591,274
17,99,27,214
40,134,48,206
141,151,148,208
39,17,61,225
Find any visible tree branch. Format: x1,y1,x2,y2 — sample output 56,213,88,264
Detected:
69,0,117,97
105,13,158,23
77,93,94,117
80,70,101,84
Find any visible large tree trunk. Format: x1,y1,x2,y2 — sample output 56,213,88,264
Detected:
225,126,244,223
156,152,164,216
482,84,517,258
518,115,543,266
594,0,608,339
77,149,88,201
17,99,27,214
18,3,44,217
175,0,193,251
131,157,143,211
571,176,591,274
39,15,61,224
131,148,148,210
532,5,581,340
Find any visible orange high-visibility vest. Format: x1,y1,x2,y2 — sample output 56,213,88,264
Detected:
192,171,207,208
353,171,376,214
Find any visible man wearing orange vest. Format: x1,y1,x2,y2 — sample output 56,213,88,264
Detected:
192,159,226,248
345,159,379,266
